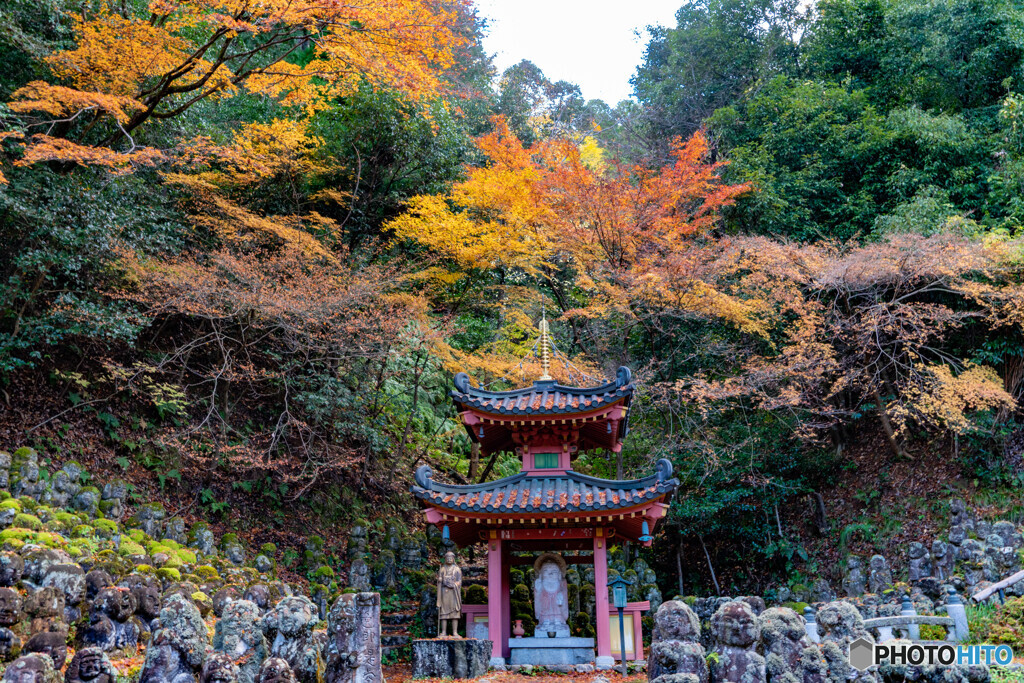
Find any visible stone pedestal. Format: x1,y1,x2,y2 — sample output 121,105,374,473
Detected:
508,636,595,666
412,639,492,679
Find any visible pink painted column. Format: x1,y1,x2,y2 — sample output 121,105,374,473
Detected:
487,531,505,663
593,527,612,667
501,543,512,659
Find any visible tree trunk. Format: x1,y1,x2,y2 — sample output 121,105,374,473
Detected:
699,535,721,595
676,542,685,596
811,491,829,535
873,389,913,459
468,442,480,481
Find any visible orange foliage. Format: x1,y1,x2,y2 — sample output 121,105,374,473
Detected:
118,245,428,484
670,232,1024,445
5,0,469,172
389,119,754,353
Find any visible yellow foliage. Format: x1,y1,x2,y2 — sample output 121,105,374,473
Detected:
389,119,752,336
9,82,145,124
16,135,163,174
5,0,470,174
892,363,1016,435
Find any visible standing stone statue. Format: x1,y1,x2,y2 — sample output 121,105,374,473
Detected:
867,555,892,595
263,596,323,683
325,592,382,683
931,540,954,580
347,559,370,592
757,607,809,683
212,600,268,683
139,594,207,683
533,553,569,637
907,543,932,583
816,601,876,683
648,600,708,683
710,601,766,683
841,557,866,597
436,552,462,638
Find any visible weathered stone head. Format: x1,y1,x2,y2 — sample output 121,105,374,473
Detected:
91,587,136,622
244,584,271,611
23,631,68,670
20,548,59,585
271,596,318,637
0,626,21,662
41,564,86,616
258,658,298,683
0,588,23,626
132,583,161,621
711,600,760,648
653,600,701,642
213,586,241,617
0,553,24,587
202,653,241,683
758,607,807,648
85,570,113,602
1,653,60,683
816,600,870,646
65,647,116,683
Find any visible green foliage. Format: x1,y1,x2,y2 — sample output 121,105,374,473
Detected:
308,85,472,246
633,0,804,148
0,168,183,372
967,598,1024,650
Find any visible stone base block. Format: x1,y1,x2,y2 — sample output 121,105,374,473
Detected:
595,655,615,670
412,639,492,679
508,636,596,666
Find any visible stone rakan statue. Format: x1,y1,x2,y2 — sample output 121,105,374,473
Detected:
533,553,569,637
436,551,462,637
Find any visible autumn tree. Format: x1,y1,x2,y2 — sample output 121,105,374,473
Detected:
1,0,469,175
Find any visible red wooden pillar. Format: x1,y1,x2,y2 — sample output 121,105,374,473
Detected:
487,531,506,665
501,540,512,659
593,527,613,669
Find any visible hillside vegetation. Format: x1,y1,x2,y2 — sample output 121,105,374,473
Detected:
0,0,1022,594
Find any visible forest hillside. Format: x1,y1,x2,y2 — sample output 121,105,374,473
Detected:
0,0,1022,599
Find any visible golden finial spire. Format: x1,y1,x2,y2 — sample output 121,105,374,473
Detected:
538,308,552,381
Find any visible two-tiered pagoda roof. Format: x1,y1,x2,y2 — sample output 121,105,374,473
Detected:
451,367,635,456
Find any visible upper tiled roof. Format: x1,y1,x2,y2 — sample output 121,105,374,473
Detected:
451,367,634,418
411,458,677,515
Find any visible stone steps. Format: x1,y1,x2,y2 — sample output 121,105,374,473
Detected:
381,600,420,654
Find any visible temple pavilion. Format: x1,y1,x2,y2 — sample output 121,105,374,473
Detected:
411,321,679,668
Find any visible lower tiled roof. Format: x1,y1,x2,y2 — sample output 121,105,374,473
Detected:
412,459,677,515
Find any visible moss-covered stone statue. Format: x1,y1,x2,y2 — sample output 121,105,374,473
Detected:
436,551,462,637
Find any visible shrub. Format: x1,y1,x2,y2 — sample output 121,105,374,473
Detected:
464,584,487,604
968,599,1024,650
13,514,42,530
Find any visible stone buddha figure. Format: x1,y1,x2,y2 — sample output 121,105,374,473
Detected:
436,551,462,637
533,553,569,637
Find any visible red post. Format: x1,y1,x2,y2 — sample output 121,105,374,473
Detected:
593,527,613,669
487,531,505,665
501,542,512,659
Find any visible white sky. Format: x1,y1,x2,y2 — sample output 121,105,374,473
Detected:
475,1,684,105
